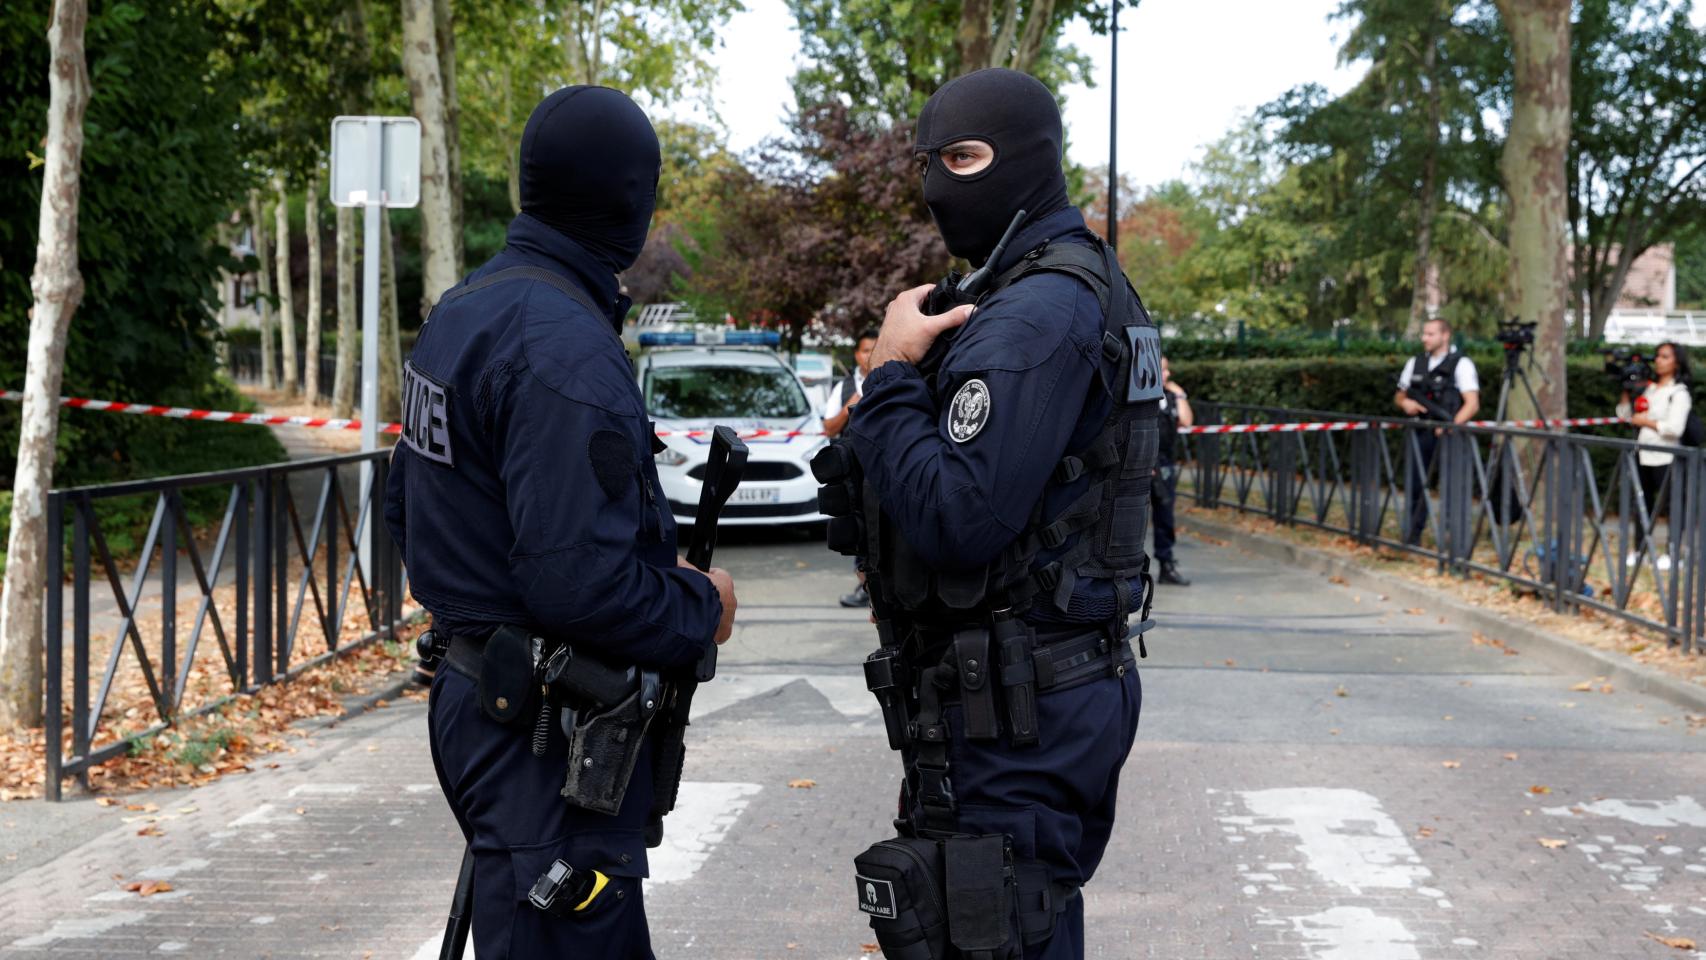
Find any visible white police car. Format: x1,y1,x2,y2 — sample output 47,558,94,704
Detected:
638,330,829,527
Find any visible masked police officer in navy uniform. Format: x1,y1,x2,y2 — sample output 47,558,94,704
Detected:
385,86,737,959
818,69,1160,960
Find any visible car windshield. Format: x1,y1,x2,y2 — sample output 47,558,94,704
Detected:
645,364,811,420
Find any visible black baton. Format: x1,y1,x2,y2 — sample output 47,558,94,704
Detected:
684,425,750,679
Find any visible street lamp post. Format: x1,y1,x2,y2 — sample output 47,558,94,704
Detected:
1108,0,1119,250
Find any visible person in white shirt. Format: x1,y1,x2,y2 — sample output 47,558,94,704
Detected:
1393,317,1481,545
1615,341,1693,567
825,328,878,606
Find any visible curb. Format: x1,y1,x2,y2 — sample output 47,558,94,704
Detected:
1182,510,1706,715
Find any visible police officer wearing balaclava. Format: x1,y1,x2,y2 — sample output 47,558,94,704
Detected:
820,69,1160,960
385,87,737,958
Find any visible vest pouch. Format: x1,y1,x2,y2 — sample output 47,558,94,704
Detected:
478,624,538,726
855,837,949,960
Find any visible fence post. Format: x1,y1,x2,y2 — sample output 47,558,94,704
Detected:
44,493,64,802
160,492,177,711
1270,418,1296,523
1352,427,1379,541
1199,405,1221,509
72,497,89,792
235,481,248,686
1441,431,1472,565
253,474,273,687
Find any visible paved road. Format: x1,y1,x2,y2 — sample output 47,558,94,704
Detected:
3,528,1705,959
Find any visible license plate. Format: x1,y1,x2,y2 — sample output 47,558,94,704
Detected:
731,486,781,505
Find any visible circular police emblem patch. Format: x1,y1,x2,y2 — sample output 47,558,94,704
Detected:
949,379,992,443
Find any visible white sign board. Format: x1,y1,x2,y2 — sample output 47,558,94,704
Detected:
329,116,422,208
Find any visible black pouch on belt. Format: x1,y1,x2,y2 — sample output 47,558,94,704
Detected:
478,624,538,726
853,837,949,960
945,834,1017,959
994,618,1039,747
952,628,1000,741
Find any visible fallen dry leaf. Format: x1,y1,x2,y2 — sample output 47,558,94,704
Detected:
136,825,164,837
1599,684,1614,694
124,880,174,897
1569,681,1593,692
1335,685,1348,698
788,779,817,789
1415,825,1435,839
96,797,117,807
1224,659,1236,667
1530,785,1552,795
1537,838,1567,849
1644,932,1696,950
1404,607,1425,615
861,944,880,954
1441,761,1461,769
1503,753,1519,761
1327,575,1347,585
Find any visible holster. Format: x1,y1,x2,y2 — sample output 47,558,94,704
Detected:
864,644,910,751
951,628,1000,741
560,671,662,815
994,618,1039,748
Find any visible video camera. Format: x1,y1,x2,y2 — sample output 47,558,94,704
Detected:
1496,319,1537,348
1603,347,1653,394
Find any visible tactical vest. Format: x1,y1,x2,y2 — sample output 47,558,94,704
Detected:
815,238,1163,636
1412,351,1465,420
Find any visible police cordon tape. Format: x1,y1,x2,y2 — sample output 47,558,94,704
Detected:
1,389,1628,439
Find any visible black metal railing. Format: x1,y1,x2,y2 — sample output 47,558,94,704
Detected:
226,347,339,405
43,450,407,799
1179,402,1702,655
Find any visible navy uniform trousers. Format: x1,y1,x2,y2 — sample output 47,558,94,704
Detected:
912,668,1143,959
429,666,656,959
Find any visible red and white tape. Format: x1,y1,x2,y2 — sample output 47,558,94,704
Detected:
3,389,1630,440
1178,415,1628,436
0,389,821,441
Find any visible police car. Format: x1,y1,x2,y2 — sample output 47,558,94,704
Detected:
638,330,829,527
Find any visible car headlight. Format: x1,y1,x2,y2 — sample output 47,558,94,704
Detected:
654,447,688,467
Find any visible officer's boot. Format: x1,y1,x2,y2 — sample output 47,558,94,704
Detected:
1158,559,1191,587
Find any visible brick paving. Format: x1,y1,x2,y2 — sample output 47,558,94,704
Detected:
2,532,1704,959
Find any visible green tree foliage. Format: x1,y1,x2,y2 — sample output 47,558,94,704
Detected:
786,0,1103,127
457,0,743,213
1,0,283,489
1569,0,1706,338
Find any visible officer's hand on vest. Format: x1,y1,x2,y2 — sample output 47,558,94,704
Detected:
871,284,975,368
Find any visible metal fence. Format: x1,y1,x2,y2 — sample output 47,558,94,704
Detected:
43,450,407,799
1179,403,1702,655
226,347,338,405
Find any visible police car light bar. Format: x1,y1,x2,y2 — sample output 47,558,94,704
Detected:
638,329,781,347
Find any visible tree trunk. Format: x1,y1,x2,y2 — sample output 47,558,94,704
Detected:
401,0,458,315
0,0,91,730
991,0,1020,65
379,211,403,420
332,205,358,418
248,188,277,390
1494,0,1571,424
1012,0,1058,74
435,0,463,278
304,176,323,402
273,176,298,394
957,0,993,72
1588,241,1647,341
1407,25,1444,340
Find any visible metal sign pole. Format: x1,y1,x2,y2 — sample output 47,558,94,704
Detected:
360,118,384,572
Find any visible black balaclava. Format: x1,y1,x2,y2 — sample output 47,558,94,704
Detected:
913,68,1070,266
519,86,661,274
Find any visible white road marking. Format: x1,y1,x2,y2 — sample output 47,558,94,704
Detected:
1218,788,1451,960
10,912,147,947
1220,788,1432,895
1541,796,1706,827
1290,906,1419,960
691,673,880,723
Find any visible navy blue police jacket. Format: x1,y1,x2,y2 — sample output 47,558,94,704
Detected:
384,213,721,670
845,205,1142,628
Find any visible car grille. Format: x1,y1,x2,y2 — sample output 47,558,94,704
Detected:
687,461,803,481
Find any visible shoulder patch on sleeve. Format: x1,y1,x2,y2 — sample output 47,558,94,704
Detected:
948,378,992,442
589,429,637,500
401,361,454,466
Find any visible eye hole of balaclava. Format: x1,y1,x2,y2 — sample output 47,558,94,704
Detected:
913,69,1068,267
519,85,661,274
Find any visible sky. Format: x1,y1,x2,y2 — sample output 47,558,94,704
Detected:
669,0,1368,191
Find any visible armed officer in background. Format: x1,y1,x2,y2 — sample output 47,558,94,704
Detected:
385,87,737,958
1394,316,1481,546
816,69,1160,960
